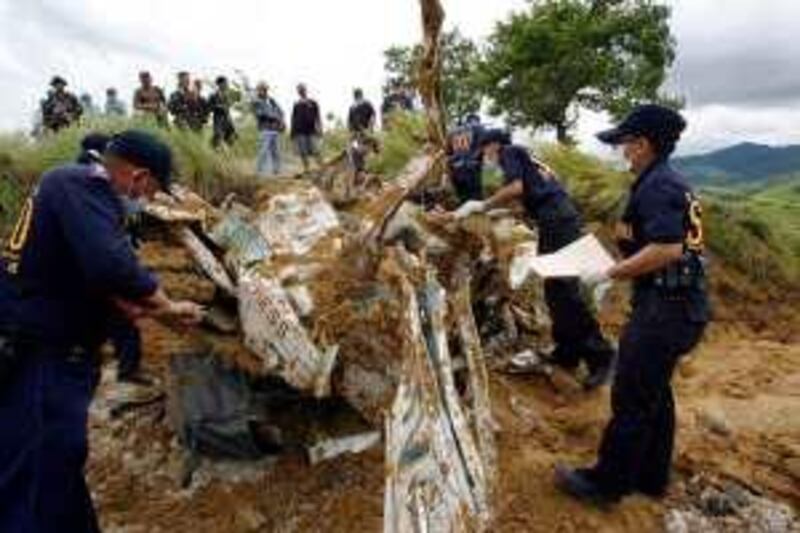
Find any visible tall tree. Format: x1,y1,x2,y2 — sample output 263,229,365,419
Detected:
480,0,679,143
384,29,483,125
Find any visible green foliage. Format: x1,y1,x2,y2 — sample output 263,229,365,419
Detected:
0,117,265,240
384,29,483,124
535,144,799,288
537,143,630,222
480,0,678,143
675,143,800,186
367,112,428,176
702,177,800,285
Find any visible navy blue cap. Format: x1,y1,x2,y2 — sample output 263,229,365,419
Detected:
106,130,173,191
477,128,512,148
77,132,111,164
464,113,481,126
597,104,686,145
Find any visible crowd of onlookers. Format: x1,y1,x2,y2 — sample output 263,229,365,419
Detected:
36,72,417,176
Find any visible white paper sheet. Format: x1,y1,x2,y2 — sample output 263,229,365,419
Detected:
510,234,615,288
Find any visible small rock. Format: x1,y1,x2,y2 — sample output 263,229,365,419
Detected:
696,408,732,437
236,507,267,531
664,510,689,533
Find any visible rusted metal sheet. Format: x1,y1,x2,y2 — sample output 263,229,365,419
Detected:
255,187,340,257
238,270,337,398
452,270,497,481
384,270,492,533
143,185,215,224
208,212,272,274
179,227,237,298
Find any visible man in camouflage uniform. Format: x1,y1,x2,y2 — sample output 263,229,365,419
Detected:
168,72,208,132
133,71,167,126
41,76,83,133
208,76,238,148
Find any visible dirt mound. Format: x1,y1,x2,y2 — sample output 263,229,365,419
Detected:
88,321,799,532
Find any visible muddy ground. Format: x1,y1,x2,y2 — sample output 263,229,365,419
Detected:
86,312,800,532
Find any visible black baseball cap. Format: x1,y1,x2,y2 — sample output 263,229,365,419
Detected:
597,104,686,146
477,128,512,148
106,130,173,191
77,132,112,164
50,76,67,87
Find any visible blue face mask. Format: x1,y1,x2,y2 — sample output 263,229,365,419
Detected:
121,195,144,216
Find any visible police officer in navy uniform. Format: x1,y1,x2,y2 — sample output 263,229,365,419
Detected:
555,105,710,505
445,114,485,203
76,133,153,386
452,129,615,390
0,130,204,531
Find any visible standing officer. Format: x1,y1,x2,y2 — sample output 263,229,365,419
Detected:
76,133,152,386
445,113,485,203
452,129,615,389
555,105,709,505
0,130,204,531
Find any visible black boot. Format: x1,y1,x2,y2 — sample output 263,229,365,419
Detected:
554,464,620,507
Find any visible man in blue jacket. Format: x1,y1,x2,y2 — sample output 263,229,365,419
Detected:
0,130,204,532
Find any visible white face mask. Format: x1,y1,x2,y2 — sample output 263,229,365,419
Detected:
483,146,500,167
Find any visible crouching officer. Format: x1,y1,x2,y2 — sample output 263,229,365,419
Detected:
451,129,615,390
555,105,710,505
0,130,204,532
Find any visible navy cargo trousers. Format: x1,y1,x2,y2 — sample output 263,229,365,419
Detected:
0,345,100,532
536,198,615,373
592,300,705,496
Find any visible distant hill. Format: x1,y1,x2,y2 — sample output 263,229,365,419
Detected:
674,142,800,186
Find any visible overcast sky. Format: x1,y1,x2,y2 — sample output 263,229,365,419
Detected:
1,0,799,155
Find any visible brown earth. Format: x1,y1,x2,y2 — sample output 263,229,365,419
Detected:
87,314,800,532
84,207,800,532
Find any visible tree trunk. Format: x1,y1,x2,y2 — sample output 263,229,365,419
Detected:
418,0,447,151
555,122,570,145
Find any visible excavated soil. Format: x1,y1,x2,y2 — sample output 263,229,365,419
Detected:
84,207,800,532
87,316,800,532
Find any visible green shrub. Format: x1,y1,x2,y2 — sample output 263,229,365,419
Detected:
367,112,427,176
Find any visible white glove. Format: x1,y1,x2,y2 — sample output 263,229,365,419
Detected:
453,200,487,220
580,267,611,287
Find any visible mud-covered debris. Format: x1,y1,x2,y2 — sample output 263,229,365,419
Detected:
239,270,338,397
143,185,216,224
255,187,340,257
208,208,272,274
179,227,236,297
666,478,799,533
384,268,492,533
307,430,381,465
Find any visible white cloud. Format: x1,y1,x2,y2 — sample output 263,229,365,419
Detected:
0,0,798,156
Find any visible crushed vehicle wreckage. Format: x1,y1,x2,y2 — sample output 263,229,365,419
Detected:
131,146,557,531
120,2,558,529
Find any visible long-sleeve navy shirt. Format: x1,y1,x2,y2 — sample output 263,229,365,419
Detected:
12,164,158,347
499,145,566,219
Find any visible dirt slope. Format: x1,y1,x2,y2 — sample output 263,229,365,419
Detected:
87,321,799,532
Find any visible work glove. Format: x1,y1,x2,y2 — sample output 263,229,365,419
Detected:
580,266,613,310
580,267,610,287
453,200,487,220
